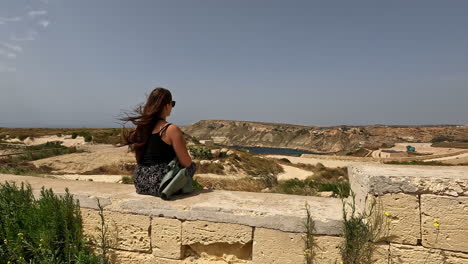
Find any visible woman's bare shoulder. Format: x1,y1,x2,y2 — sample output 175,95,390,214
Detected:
166,124,182,134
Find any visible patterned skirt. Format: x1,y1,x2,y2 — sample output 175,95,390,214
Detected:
133,162,197,197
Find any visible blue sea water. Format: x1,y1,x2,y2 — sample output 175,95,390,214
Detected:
230,146,327,156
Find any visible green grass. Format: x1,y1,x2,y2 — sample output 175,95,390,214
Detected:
0,181,102,263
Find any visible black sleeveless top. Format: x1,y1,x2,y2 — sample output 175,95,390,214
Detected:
140,123,176,166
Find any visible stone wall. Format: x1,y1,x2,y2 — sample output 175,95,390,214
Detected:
1,164,468,263
349,164,468,263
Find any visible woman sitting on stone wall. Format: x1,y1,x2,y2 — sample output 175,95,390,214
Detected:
120,87,196,197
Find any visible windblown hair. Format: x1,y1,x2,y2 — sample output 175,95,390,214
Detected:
120,87,172,164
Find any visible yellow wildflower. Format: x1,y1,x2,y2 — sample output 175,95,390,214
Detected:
17,232,23,237
383,211,390,217
304,248,311,255
340,261,344,264
433,219,440,227
3,239,7,244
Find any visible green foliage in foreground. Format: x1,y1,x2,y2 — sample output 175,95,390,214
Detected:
338,190,388,264
0,181,101,263
272,178,350,197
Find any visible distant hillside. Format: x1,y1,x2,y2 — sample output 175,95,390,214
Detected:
182,120,468,153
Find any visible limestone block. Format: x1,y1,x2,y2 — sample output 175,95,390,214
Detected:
421,194,468,253
313,236,343,264
388,244,444,263
252,228,305,264
152,217,183,259
110,250,159,264
373,243,468,264
182,220,252,245
371,193,420,245
371,243,391,264
81,208,151,252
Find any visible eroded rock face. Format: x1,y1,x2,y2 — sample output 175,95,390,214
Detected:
183,120,468,153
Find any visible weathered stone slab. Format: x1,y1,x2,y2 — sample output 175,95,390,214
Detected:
81,208,151,252
0,174,343,235
252,228,305,264
182,220,252,245
421,194,468,253
349,164,468,214
152,217,183,259
371,193,420,245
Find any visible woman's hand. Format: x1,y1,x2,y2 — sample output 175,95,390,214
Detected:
166,125,193,168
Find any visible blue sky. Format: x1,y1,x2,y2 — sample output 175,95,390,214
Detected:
0,0,467,128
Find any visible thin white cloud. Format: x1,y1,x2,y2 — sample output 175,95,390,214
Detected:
11,31,38,41
0,16,22,24
28,10,47,18
0,49,16,58
39,20,50,28
0,42,23,53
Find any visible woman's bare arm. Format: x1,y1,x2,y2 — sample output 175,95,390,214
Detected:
166,125,192,168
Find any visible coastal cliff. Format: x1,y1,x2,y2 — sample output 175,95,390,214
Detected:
182,120,468,153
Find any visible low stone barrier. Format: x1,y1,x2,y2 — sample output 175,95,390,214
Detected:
349,164,468,263
0,174,343,264
1,163,468,263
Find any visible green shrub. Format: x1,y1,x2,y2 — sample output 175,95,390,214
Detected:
71,132,78,139
338,190,388,264
18,135,28,141
431,136,454,143
192,179,204,190
279,158,291,163
0,181,101,263
188,145,212,160
121,176,133,184
84,135,93,142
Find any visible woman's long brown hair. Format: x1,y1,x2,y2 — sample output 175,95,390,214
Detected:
120,87,172,164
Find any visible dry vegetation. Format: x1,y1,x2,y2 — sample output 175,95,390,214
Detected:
194,176,271,192
0,128,122,144
0,142,80,175
81,163,135,176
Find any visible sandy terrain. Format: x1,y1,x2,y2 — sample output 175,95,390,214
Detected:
425,152,468,165
371,142,460,158
277,164,313,181
52,174,123,183
5,135,87,147
32,144,135,174
266,155,373,168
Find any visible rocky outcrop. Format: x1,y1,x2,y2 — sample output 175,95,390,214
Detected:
182,120,468,153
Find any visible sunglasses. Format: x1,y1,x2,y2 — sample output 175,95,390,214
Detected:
171,101,176,107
